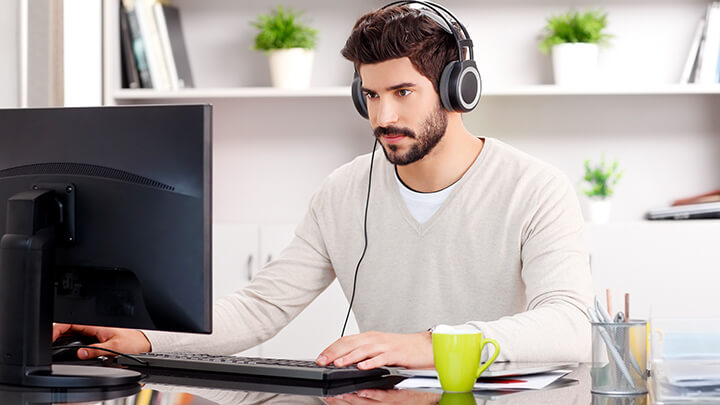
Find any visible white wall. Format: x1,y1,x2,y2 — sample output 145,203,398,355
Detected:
587,221,720,319
453,0,707,86
465,95,720,221
0,0,19,107
62,0,102,106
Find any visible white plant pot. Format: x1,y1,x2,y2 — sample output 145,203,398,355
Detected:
587,198,612,224
268,48,314,89
551,43,599,86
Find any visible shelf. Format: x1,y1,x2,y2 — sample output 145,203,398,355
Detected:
112,87,351,100
585,219,720,228
483,84,720,96
112,84,720,101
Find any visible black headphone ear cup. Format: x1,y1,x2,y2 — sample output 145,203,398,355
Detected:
456,60,481,112
351,73,369,119
438,61,459,112
440,60,481,113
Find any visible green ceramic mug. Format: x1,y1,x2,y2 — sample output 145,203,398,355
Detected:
433,330,500,392
438,392,476,405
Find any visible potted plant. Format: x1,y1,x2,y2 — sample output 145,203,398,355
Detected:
582,156,623,224
251,6,318,89
539,10,612,86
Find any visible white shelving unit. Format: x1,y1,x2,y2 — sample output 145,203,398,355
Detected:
96,0,720,351
112,84,720,101
112,86,352,101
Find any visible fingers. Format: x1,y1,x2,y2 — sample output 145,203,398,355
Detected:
356,353,391,370
324,394,378,405
77,343,115,360
55,327,150,359
317,332,379,366
356,389,441,404
52,324,104,342
324,396,352,405
52,323,72,341
66,324,105,340
317,331,434,369
334,344,385,368
354,389,393,401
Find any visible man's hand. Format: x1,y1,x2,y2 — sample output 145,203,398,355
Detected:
325,389,441,405
316,330,433,370
52,323,151,360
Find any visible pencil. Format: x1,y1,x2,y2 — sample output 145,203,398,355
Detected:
625,293,630,322
606,289,612,318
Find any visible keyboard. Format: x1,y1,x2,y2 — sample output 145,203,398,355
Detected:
117,352,390,382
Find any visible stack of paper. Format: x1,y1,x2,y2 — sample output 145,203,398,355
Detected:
653,331,720,401
394,369,571,391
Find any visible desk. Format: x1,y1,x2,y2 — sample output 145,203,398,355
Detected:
0,365,651,404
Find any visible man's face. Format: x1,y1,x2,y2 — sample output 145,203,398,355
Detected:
359,58,448,166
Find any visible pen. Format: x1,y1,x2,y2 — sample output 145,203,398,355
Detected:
588,307,636,387
595,293,644,376
595,297,613,323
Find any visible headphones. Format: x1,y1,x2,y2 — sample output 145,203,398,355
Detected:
351,1,481,119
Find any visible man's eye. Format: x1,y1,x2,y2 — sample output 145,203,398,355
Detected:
365,92,378,99
397,89,412,97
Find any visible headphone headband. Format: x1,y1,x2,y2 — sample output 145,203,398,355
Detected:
381,1,473,60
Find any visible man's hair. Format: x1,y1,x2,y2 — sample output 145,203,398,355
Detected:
340,5,459,93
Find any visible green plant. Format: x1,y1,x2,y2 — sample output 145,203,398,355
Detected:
582,156,623,199
251,6,318,51
539,10,612,53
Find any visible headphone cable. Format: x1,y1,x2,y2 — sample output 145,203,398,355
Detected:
341,138,378,337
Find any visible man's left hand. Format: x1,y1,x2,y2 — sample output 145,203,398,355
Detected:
316,331,433,370
325,389,441,404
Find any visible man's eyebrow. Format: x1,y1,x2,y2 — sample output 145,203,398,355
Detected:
386,82,416,91
360,83,417,94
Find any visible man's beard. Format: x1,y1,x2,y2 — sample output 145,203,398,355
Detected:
373,104,448,166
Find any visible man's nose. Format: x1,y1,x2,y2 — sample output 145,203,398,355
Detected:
374,100,399,127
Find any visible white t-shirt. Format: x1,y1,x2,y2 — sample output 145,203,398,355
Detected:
394,168,457,224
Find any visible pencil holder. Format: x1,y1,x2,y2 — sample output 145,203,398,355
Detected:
591,320,648,395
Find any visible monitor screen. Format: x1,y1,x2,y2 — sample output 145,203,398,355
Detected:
0,104,212,386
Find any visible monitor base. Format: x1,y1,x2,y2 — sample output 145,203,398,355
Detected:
21,365,142,388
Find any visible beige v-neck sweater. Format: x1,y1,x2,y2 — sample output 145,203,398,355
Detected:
146,137,594,361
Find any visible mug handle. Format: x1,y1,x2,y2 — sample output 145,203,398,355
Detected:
475,338,500,378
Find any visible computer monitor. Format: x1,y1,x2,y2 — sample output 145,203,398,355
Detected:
0,105,212,387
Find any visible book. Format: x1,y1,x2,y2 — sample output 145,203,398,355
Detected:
122,0,153,88
680,17,706,84
153,3,194,89
697,2,720,84
119,2,141,88
134,0,172,90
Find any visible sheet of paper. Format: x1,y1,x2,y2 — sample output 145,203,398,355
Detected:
395,370,571,391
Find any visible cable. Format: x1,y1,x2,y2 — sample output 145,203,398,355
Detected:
341,138,379,337
53,345,149,366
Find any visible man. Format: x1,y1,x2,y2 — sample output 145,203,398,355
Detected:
54,3,593,367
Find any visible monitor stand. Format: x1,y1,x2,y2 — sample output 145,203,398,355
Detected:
0,189,141,387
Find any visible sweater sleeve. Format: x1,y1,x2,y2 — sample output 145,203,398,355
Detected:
457,171,594,362
144,189,336,354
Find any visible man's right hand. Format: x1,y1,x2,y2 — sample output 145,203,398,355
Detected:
52,324,151,360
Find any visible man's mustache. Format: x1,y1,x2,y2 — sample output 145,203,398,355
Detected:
374,126,416,139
